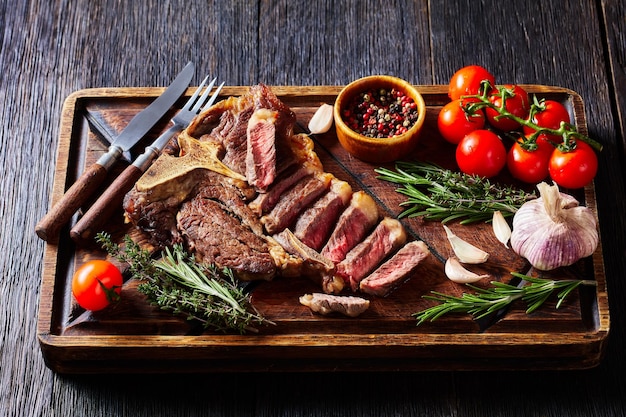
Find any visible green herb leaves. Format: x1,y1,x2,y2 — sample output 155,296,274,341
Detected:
414,273,596,326
376,162,536,224
96,233,272,333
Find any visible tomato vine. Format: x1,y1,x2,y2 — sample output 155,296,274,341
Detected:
462,81,603,153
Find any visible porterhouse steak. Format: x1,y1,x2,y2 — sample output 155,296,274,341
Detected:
123,84,429,296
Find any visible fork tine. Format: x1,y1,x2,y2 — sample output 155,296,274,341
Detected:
191,79,217,112
182,76,214,111
193,81,224,113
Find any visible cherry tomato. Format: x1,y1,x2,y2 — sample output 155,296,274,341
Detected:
507,137,553,183
485,85,530,132
456,130,507,178
523,99,570,144
448,65,496,101
548,141,598,189
72,260,123,311
437,99,486,144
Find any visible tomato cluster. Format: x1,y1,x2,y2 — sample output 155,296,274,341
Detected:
438,65,598,189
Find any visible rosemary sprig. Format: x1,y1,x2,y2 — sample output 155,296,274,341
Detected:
155,246,248,315
96,233,272,333
376,161,536,224
414,273,597,326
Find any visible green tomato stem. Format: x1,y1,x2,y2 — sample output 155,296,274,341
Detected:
461,83,603,153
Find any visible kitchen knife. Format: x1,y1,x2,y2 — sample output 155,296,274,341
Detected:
35,62,195,242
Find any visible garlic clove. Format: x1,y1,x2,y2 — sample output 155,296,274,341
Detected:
492,210,512,248
443,224,489,264
308,103,334,134
445,257,490,283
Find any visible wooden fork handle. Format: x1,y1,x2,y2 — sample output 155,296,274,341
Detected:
35,163,108,242
69,164,144,245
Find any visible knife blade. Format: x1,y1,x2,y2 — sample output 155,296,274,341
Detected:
84,110,131,162
35,62,195,242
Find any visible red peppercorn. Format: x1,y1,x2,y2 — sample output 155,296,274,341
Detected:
343,87,418,138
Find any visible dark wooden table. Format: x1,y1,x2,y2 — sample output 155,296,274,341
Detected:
2,0,625,415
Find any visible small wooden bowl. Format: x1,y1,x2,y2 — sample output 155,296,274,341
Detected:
334,75,426,163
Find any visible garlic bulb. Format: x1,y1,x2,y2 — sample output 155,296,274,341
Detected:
492,210,512,248
510,182,599,271
308,103,334,134
445,257,490,283
443,225,489,264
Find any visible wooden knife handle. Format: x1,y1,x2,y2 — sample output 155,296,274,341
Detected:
35,163,108,242
70,164,144,245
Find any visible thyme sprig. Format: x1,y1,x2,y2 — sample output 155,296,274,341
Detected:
376,162,535,224
414,273,597,326
96,233,272,333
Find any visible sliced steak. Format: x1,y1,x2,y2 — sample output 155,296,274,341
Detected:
177,196,276,281
245,107,299,192
293,179,352,251
360,240,430,297
320,191,379,263
335,217,407,291
187,84,297,177
299,293,370,318
249,163,318,216
220,106,253,175
261,173,333,234
123,169,208,247
193,170,263,235
187,95,253,175
273,229,343,293
125,85,423,297
186,94,243,138
246,109,278,191
273,229,334,272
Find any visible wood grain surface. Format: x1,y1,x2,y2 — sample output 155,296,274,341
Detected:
2,0,625,416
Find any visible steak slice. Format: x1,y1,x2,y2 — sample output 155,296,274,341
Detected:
335,217,407,291
177,196,276,281
299,293,370,318
261,173,333,235
320,191,379,263
293,178,352,251
220,106,254,175
249,163,317,216
359,240,430,297
273,229,334,273
273,229,343,294
246,108,278,191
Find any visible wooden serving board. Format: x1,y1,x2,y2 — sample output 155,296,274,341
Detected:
37,85,610,373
